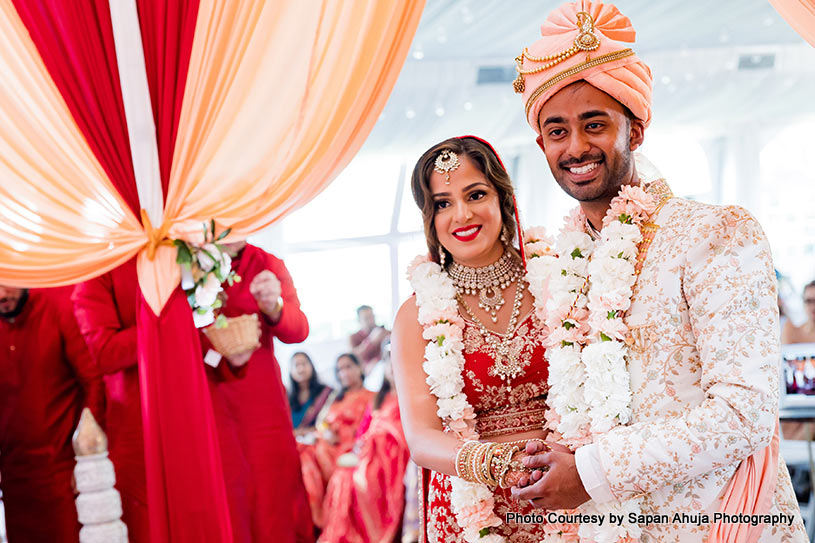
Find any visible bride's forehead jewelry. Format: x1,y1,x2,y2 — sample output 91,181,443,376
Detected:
434,150,460,184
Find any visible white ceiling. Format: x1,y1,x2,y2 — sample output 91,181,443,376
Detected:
360,0,815,154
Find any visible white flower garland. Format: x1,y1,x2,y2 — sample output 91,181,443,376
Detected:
408,255,506,543
524,183,658,543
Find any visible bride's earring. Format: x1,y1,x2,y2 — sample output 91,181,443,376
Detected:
500,230,508,245
439,247,447,267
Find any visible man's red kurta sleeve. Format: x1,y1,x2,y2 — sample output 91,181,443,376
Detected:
55,287,105,424
72,274,137,375
265,255,309,344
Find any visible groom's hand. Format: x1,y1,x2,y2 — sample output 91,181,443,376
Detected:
510,441,591,510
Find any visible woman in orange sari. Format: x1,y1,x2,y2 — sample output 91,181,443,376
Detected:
299,353,374,529
319,349,411,543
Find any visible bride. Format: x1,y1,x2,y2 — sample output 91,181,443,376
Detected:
392,136,551,542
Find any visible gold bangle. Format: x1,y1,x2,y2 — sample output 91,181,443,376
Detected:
474,442,491,485
455,440,477,481
272,296,284,315
482,444,499,487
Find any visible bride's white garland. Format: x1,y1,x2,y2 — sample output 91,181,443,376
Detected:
524,183,658,543
408,255,506,543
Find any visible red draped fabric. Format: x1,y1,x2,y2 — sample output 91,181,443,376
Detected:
137,290,232,543
135,0,200,193
15,2,232,539
11,0,140,217
134,3,233,539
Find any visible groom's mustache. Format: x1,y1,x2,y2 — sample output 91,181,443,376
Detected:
558,152,605,169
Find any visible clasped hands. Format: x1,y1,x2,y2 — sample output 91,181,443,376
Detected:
508,440,591,510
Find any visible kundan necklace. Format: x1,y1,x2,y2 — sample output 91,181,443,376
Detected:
448,251,523,323
457,275,527,390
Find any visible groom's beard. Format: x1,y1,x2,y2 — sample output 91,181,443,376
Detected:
553,147,633,203
0,289,28,320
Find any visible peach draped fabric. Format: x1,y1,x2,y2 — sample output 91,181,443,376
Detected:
707,425,780,543
769,0,815,46
142,0,426,313
0,0,146,285
0,0,425,316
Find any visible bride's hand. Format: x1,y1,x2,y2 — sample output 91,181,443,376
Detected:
500,449,538,488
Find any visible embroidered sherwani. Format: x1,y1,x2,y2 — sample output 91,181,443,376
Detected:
576,188,807,541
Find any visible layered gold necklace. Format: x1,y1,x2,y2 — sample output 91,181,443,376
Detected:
450,252,528,390
448,251,523,323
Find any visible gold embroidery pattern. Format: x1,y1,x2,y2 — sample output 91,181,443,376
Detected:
460,315,548,412
593,196,808,541
476,396,549,438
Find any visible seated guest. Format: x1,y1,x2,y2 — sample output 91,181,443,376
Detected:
0,285,103,543
319,347,410,543
300,353,374,529
289,352,333,435
782,279,815,344
349,305,390,375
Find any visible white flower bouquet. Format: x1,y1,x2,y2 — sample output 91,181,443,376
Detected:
174,220,240,329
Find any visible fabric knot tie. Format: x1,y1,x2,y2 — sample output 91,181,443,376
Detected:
141,208,172,261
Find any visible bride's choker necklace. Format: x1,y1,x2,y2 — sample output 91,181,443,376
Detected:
447,251,522,322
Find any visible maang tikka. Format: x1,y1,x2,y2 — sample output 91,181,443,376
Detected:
434,150,460,184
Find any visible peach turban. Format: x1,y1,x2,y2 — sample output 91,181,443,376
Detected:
515,0,653,133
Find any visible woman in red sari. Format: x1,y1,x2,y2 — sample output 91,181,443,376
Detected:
391,137,551,542
299,353,374,529
319,349,411,543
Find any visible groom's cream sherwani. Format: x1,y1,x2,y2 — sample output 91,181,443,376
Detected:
576,187,808,542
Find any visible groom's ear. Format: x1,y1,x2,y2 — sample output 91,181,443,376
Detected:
535,134,545,152
628,118,645,151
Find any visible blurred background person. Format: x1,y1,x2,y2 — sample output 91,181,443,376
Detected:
780,278,815,502
319,343,410,543
350,305,390,376
782,280,815,344
0,285,103,542
204,240,314,543
299,353,374,531
289,352,334,436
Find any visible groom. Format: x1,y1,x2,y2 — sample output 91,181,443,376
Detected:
510,1,806,541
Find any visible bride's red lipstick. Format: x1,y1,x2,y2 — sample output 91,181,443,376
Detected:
451,225,482,242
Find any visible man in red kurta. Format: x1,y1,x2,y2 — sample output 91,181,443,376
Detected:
349,305,390,375
0,285,103,543
71,257,148,543
205,242,314,542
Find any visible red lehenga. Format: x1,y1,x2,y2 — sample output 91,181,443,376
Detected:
300,387,375,528
423,312,550,542
319,392,410,543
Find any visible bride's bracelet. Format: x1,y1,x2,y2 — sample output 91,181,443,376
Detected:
455,440,545,488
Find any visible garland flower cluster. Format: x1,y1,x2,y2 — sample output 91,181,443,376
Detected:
175,220,240,328
408,255,506,543
524,184,657,543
